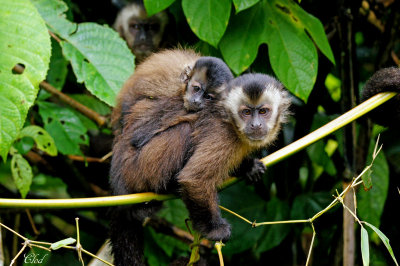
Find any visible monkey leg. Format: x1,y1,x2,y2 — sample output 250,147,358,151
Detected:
180,182,231,242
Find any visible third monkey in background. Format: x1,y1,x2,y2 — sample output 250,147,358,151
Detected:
113,0,168,62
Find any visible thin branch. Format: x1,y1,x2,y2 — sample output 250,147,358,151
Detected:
305,223,316,266
215,241,225,266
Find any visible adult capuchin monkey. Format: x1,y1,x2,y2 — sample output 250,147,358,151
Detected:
361,67,400,128
109,73,291,265
113,0,168,62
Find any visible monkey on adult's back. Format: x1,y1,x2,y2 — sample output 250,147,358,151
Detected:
361,67,400,128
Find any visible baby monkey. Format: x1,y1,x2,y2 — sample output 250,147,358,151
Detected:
129,56,234,148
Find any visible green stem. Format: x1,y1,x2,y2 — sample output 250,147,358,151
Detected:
0,92,396,209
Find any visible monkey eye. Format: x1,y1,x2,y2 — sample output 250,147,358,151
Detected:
204,93,215,100
259,108,270,115
129,24,140,30
241,109,252,116
193,85,201,92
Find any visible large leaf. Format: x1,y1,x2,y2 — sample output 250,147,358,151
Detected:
38,102,88,155
19,125,57,156
220,3,268,74
144,0,175,16
264,0,318,102
33,0,135,106
233,0,260,13
11,153,33,198
357,139,389,227
221,0,334,102
0,0,51,160
182,0,231,47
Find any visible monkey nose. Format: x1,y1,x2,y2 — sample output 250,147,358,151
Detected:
251,123,262,130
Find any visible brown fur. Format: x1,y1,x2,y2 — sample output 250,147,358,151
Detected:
111,49,200,132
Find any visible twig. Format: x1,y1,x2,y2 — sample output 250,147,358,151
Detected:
75,218,84,266
10,241,28,266
68,155,108,163
215,241,225,266
26,209,40,235
305,223,316,266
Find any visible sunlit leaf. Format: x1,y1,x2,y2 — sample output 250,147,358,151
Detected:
19,125,57,156
50,237,76,250
182,0,231,47
144,0,175,16
0,0,51,160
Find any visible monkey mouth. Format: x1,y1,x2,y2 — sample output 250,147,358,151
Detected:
245,131,268,141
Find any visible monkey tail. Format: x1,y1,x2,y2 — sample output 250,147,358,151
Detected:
361,67,400,128
109,206,146,266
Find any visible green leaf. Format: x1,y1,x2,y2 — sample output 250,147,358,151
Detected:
220,3,268,74
31,0,76,37
38,39,69,100
30,174,70,198
60,23,134,106
233,0,260,13
0,0,51,160
182,0,231,47
291,192,333,220
307,140,337,179
357,139,389,227
254,197,291,254
282,0,335,64
50,237,76,250
221,0,332,102
33,0,135,106
11,153,33,198
265,0,318,102
38,102,88,155
158,199,189,230
19,125,57,156
68,94,111,116
219,183,282,255
363,222,399,266
144,0,175,16
361,227,370,266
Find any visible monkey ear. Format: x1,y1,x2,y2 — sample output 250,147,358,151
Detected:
180,65,193,84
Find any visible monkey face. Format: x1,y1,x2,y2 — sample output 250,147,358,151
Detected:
224,73,291,147
114,3,168,61
183,57,233,112
184,68,217,111
239,104,272,141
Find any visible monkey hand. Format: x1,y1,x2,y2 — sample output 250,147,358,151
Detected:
203,218,231,242
244,159,266,183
